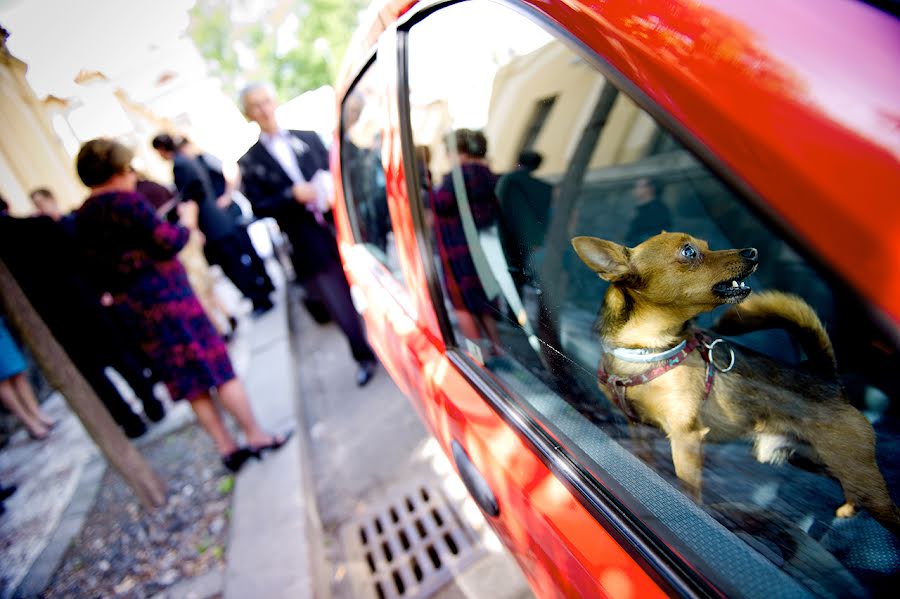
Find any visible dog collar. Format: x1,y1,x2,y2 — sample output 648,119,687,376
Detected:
605,339,688,363
597,332,718,422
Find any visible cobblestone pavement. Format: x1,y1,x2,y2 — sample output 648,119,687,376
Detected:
43,425,232,599
0,393,98,598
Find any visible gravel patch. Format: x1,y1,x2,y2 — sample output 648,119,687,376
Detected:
42,426,233,598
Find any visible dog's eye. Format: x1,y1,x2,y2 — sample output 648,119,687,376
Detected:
681,244,698,259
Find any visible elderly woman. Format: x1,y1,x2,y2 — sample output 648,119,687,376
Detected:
72,138,288,472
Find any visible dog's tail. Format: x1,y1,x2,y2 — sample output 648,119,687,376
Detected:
714,291,836,375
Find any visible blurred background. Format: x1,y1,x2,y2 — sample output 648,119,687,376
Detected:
0,0,368,214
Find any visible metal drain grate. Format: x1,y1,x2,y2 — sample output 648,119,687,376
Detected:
340,480,484,599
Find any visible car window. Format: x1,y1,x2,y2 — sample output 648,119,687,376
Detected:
405,1,900,596
340,59,402,280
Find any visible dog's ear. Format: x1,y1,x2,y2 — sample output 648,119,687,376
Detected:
572,236,631,281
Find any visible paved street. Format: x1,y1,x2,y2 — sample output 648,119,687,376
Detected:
289,285,533,599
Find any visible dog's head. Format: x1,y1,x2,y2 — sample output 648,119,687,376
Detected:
572,232,758,312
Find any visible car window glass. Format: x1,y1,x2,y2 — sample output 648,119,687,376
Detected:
340,61,402,280
406,1,900,597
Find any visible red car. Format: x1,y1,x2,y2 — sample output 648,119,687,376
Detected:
332,0,900,596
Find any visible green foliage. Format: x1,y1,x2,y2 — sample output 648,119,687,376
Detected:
189,0,367,101
217,475,234,495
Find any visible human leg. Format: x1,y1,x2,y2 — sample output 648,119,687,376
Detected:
188,393,259,472
206,236,272,312
76,360,146,438
10,372,54,427
0,482,16,516
214,378,273,448
311,262,378,385
312,261,376,363
189,393,239,455
454,310,481,339
234,227,275,294
107,350,165,422
0,378,48,439
478,313,503,351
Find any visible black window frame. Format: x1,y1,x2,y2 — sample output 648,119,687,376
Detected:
339,52,380,252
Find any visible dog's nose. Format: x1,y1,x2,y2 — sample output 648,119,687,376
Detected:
740,247,758,262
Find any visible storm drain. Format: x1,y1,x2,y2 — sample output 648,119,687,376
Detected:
340,480,484,599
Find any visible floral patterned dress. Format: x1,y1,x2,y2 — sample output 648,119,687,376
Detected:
74,191,234,401
432,162,500,316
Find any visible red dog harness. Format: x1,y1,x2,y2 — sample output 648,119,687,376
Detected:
597,332,717,422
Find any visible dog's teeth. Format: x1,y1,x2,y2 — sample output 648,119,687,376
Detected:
740,281,747,289
731,280,739,288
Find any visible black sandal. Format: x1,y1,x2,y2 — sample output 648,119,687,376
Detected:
252,429,294,455
222,447,258,472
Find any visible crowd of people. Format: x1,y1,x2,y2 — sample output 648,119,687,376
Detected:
421,128,557,354
0,82,380,487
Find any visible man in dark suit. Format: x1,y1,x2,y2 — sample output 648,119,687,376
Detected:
152,134,275,317
237,83,377,386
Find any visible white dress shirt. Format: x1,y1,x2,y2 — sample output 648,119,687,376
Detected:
259,129,331,218
260,129,305,184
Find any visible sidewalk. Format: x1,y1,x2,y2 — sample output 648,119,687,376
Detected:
221,284,320,599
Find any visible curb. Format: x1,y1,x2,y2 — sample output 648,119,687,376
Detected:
11,458,105,599
222,284,327,599
285,286,331,599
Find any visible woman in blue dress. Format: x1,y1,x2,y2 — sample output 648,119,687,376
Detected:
0,196,55,441
0,315,54,440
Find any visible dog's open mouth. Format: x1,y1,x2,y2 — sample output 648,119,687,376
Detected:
713,275,752,302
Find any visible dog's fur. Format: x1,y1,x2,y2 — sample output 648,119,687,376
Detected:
572,231,900,533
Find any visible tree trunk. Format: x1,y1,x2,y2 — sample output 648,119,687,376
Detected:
0,258,166,509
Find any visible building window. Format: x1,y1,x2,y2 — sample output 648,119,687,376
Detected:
517,95,556,155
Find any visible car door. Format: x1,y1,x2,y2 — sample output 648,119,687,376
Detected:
337,28,486,451
338,0,900,597
336,11,670,598
396,0,900,597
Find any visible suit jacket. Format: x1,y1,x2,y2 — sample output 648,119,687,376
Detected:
238,130,338,278
496,169,553,260
173,153,235,241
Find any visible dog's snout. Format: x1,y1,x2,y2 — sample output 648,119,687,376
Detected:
740,247,758,263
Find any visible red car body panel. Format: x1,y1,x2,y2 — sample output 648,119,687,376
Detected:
333,1,900,596
432,363,665,598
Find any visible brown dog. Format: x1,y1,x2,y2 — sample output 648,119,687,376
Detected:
572,231,900,534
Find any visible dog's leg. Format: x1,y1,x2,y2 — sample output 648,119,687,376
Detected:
670,430,705,502
806,405,900,535
629,422,657,467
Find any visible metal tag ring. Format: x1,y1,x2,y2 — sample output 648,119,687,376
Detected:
706,338,735,373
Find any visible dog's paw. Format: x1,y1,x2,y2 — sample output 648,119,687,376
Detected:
835,503,858,519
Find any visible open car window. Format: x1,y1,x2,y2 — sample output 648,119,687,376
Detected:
404,1,900,596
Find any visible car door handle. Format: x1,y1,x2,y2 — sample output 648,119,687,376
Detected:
451,440,500,518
